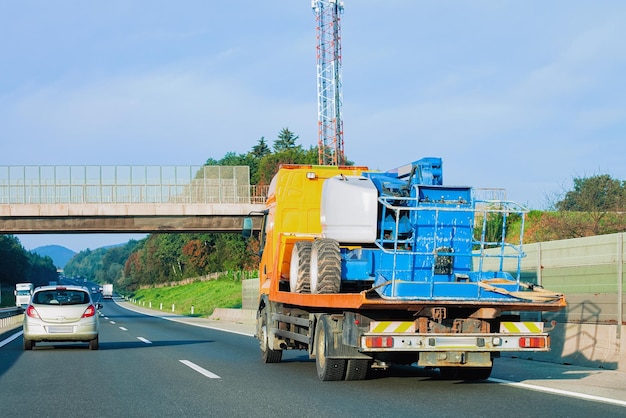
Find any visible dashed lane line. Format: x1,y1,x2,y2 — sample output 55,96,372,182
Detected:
180,360,221,379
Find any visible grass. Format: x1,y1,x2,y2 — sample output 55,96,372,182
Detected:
124,276,243,317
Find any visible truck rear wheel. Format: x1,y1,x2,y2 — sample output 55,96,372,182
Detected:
259,305,282,363
310,239,341,294
289,241,312,293
345,359,370,381
315,316,346,381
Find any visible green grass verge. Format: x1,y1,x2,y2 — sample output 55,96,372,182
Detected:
123,276,243,317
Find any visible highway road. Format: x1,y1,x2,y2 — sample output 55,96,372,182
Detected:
1,299,625,418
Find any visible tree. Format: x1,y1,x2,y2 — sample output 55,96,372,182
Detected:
25,253,58,286
0,235,29,286
181,239,210,276
256,147,318,185
527,174,626,241
252,137,271,159
273,128,299,152
556,175,625,212
554,174,626,236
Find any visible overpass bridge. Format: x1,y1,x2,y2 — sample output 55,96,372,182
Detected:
0,165,267,234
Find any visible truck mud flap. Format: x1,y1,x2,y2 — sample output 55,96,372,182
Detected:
312,314,371,360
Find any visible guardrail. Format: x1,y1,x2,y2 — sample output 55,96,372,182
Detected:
0,307,23,330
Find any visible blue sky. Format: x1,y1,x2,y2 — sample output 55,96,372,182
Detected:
2,1,624,253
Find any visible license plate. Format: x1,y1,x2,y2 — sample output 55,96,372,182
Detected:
48,326,73,333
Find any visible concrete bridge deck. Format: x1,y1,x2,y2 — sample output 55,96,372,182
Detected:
0,165,266,233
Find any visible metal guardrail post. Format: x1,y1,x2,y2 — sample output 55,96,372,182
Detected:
618,233,623,339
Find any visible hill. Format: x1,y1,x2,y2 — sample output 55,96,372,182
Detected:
31,245,77,269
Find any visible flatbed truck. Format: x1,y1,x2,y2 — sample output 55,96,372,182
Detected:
244,159,566,380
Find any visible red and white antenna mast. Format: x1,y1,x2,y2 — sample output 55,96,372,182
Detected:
312,0,344,165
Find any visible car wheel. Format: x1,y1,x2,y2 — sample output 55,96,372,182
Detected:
89,336,99,350
23,338,34,351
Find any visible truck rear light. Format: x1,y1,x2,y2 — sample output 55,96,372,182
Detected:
365,336,394,348
82,305,96,318
519,337,546,348
26,305,40,319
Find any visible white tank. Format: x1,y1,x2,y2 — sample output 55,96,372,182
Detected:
320,175,378,243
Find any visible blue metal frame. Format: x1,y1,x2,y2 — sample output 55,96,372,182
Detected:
339,160,529,301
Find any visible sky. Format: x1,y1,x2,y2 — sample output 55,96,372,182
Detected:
2,1,625,253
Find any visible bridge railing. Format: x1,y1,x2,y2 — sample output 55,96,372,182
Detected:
0,165,269,205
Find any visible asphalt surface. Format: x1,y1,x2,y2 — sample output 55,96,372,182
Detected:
0,299,626,410
115,299,626,409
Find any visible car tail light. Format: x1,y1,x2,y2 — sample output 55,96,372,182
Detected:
82,304,96,318
26,305,40,319
519,337,546,348
364,336,394,348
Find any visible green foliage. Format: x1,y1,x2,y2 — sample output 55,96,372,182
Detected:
24,252,58,285
64,241,141,285
0,235,58,306
556,174,625,212
119,233,254,292
251,137,271,159
549,174,626,237
125,275,245,317
0,235,29,285
273,127,299,152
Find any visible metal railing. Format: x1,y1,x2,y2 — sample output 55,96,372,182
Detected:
0,165,269,205
0,307,23,330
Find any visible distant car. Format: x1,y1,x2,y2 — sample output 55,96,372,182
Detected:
23,285,102,350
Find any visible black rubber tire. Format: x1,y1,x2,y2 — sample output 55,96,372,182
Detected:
259,305,282,363
310,239,341,294
89,336,99,350
23,338,34,351
289,241,312,293
315,316,346,381
345,359,370,381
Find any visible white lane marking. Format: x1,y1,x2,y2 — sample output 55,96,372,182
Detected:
119,327,128,331
489,377,626,407
114,300,254,337
109,321,116,324
180,360,221,379
0,330,23,348
137,337,152,344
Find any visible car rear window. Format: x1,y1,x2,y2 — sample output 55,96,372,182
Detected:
33,290,90,305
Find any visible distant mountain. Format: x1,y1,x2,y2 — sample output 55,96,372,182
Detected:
31,245,77,269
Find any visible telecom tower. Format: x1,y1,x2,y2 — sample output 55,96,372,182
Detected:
312,0,344,166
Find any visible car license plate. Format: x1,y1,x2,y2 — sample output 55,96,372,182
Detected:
48,326,73,333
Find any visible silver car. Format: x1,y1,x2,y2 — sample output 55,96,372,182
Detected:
23,285,102,350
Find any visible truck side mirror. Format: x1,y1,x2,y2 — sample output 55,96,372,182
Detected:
242,217,254,239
